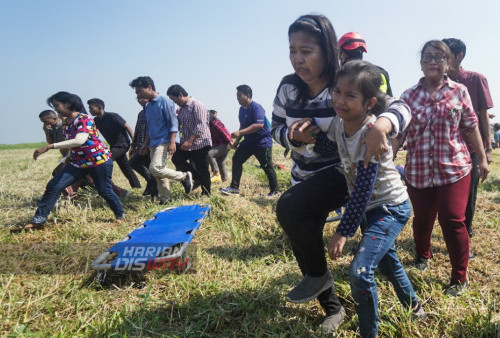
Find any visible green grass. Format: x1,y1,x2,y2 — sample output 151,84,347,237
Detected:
1,146,499,336
0,142,46,150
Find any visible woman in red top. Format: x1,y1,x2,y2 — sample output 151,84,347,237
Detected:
13,91,124,232
397,40,489,295
207,110,233,182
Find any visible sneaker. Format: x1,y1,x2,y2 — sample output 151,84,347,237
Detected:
115,213,126,223
182,172,193,194
266,191,280,199
443,281,467,296
219,186,240,196
469,251,475,260
285,270,334,303
413,256,428,271
211,175,222,183
321,306,346,335
412,303,426,320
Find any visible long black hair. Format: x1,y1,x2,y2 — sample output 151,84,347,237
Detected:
47,91,86,113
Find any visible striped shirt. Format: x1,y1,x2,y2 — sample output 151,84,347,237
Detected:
272,78,410,185
177,98,212,150
131,109,147,149
399,76,477,189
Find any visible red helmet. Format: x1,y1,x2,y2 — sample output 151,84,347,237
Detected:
338,32,367,53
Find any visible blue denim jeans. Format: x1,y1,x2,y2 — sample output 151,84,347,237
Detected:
349,199,418,338
32,159,124,224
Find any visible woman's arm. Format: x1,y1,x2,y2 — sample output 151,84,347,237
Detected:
34,133,88,160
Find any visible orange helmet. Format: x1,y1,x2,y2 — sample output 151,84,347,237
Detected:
338,32,367,53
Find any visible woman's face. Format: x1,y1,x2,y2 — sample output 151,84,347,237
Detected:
420,45,449,81
51,100,72,117
289,31,327,87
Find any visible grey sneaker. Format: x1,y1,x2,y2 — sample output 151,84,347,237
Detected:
321,306,346,335
182,172,193,194
414,256,428,271
285,270,334,303
443,281,467,296
412,303,426,320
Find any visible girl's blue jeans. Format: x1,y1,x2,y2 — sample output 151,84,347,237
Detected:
349,199,418,338
32,159,124,224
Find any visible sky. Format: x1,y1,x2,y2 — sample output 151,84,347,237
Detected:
1,0,499,144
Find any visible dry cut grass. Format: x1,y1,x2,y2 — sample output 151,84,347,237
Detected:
0,147,499,337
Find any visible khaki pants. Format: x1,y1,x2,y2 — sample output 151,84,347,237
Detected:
149,143,186,201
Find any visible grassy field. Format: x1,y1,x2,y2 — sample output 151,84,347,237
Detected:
0,146,499,337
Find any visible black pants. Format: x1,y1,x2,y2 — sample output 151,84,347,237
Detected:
110,146,141,188
276,166,349,315
464,152,479,237
129,153,157,193
230,145,278,193
172,145,211,195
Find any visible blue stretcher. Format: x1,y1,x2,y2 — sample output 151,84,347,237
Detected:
91,204,210,277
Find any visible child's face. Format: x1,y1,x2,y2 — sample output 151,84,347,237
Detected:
332,76,374,122
40,115,59,129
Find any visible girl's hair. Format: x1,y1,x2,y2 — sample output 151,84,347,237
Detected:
336,60,386,116
283,14,339,107
46,91,85,113
420,40,452,61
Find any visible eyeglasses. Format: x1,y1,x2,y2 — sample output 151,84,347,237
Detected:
422,53,447,63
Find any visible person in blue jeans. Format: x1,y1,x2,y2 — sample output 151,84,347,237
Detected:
12,91,124,233
295,60,423,337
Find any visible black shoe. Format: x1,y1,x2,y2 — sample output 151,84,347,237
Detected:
285,271,334,303
182,172,193,194
443,281,467,296
414,256,428,271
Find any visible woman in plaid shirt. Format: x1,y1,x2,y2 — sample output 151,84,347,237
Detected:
397,40,489,296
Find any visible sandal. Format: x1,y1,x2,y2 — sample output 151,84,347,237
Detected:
10,223,45,234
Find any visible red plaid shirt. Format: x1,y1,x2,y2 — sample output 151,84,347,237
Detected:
399,76,477,188
209,118,232,147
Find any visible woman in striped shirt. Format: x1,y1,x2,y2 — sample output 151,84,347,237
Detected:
271,14,411,334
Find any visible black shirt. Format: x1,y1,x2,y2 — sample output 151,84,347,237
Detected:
93,112,130,148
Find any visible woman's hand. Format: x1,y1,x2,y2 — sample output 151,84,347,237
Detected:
328,232,347,260
33,145,50,160
289,118,319,144
478,158,490,182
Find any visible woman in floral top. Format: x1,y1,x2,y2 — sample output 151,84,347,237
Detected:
397,40,489,296
12,91,124,232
